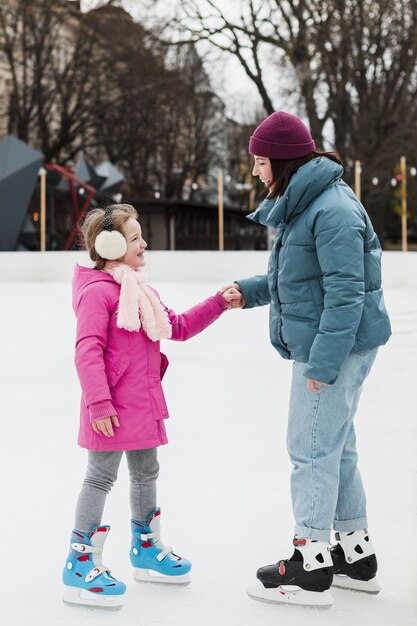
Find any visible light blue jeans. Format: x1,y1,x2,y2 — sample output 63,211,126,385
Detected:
287,348,378,542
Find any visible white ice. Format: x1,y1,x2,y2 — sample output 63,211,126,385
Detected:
2,279,416,626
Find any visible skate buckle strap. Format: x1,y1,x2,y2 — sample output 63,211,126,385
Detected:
85,564,110,582
293,538,307,547
292,538,333,572
156,545,173,562
71,542,103,554
140,531,159,541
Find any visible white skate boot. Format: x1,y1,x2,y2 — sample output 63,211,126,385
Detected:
331,529,380,594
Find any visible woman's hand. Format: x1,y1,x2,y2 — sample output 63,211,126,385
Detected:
221,283,245,309
307,378,330,393
92,415,119,437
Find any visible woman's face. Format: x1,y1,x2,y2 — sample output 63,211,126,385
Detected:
120,217,147,268
252,155,273,189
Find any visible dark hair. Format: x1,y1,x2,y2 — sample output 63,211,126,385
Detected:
266,149,343,198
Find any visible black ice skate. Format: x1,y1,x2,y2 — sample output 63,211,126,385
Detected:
247,538,334,609
331,529,380,594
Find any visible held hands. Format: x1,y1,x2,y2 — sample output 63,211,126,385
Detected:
92,415,119,437
221,283,245,309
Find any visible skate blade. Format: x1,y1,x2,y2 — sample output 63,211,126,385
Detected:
332,574,381,594
247,583,334,609
133,567,191,586
62,585,124,610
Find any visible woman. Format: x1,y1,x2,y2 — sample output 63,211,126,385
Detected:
225,112,391,609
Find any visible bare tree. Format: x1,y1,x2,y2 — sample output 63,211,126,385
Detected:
157,45,227,200
155,0,417,238
85,7,228,201
0,0,107,162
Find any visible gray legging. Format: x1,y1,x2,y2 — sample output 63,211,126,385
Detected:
74,448,159,533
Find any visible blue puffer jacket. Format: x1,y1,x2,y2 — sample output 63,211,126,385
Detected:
237,157,391,384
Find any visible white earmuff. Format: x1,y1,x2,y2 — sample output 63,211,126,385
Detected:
95,229,127,260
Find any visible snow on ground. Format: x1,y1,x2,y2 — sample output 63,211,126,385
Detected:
1,280,416,626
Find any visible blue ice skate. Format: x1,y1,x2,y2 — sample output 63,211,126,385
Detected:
130,508,191,584
63,525,126,609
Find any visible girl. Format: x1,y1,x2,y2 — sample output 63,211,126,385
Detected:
63,203,240,609
223,111,391,609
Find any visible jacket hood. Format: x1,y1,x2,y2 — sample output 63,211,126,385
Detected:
247,157,344,228
72,265,115,313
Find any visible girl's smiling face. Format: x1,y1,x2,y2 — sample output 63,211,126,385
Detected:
252,155,273,189
120,217,147,268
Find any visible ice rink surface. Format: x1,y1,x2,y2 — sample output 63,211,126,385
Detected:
2,279,416,626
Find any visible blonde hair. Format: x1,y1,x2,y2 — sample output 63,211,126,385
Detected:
80,203,138,269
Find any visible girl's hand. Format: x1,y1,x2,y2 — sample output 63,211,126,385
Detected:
92,415,119,437
307,378,330,393
222,286,245,309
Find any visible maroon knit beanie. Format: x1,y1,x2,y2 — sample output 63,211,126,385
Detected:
249,111,315,159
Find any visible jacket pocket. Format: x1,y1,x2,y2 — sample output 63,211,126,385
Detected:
160,353,169,380
106,353,130,387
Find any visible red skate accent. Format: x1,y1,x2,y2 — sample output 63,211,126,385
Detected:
141,541,151,548
89,588,103,593
90,527,109,539
148,510,161,525
76,573,82,577
279,561,286,576
293,539,307,546
78,555,89,562
279,590,286,596
73,532,84,539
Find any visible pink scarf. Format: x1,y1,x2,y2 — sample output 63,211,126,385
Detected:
103,262,172,341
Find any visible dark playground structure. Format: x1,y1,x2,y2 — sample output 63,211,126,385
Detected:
0,135,266,252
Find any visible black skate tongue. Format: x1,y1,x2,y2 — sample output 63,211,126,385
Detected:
289,549,303,562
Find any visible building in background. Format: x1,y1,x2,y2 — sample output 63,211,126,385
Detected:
0,0,264,251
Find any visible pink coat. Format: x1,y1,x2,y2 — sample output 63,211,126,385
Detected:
72,266,228,451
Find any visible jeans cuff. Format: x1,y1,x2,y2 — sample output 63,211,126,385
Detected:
294,523,331,542
333,515,368,532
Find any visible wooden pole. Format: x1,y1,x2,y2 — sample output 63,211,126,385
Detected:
400,155,408,252
217,168,224,251
354,160,361,201
39,167,46,252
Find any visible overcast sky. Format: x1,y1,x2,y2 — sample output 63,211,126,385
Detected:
80,0,264,122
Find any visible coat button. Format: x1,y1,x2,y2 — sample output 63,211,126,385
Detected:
161,410,167,416
116,370,121,375
154,346,158,352
154,377,159,383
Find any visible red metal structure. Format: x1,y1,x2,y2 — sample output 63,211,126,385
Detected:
44,163,96,250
